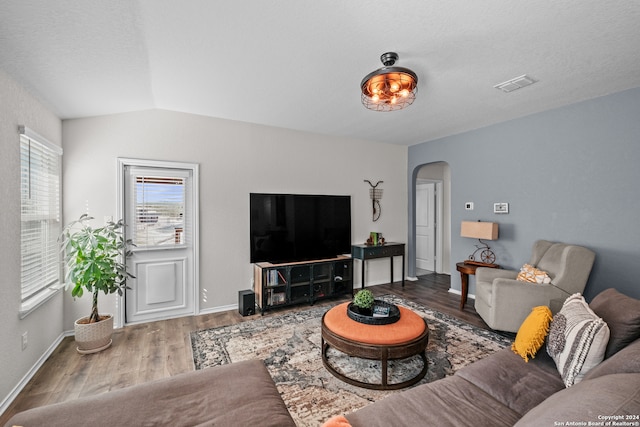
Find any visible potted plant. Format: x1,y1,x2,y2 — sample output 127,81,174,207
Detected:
60,214,134,354
352,289,375,315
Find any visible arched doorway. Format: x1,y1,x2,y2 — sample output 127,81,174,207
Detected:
412,161,451,277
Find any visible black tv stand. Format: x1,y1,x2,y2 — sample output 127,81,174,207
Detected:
253,256,353,314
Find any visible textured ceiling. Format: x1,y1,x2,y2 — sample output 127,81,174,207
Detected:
1,0,639,145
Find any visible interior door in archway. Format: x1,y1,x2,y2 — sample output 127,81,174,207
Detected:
416,182,436,272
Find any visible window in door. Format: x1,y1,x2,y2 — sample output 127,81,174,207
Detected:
132,175,186,248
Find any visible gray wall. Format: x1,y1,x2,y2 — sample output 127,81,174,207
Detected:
408,87,640,301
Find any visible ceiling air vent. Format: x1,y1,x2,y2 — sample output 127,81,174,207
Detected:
494,75,537,93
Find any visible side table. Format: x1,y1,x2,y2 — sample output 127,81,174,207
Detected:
351,243,405,288
455,262,499,310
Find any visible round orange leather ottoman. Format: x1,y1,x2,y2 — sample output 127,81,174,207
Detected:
321,301,429,390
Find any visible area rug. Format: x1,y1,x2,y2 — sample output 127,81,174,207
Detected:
191,295,512,426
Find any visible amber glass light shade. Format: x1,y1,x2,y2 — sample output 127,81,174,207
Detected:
361,52,418,112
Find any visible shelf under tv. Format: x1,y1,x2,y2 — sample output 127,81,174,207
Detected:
253,255,353,314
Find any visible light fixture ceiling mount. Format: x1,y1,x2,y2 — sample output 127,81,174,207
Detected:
361,52,418,112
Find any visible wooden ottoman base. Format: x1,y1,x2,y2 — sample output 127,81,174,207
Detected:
321,303,429,390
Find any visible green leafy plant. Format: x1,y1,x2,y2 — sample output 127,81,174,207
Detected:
353,289,375,310
60,214,134,323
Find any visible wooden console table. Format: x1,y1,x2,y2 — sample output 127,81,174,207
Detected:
352,243,405,289
456,262,499,310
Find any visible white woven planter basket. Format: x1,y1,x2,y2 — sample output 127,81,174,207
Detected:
74,314,113,354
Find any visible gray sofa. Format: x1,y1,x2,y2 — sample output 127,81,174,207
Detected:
5,359,296,427
344,288,640,427
346,340,640,426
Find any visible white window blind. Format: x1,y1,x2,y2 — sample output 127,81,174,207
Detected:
19,126,63,304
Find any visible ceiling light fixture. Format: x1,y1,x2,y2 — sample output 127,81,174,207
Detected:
361,52,418,112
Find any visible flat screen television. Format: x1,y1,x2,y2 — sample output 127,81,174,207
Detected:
250,193,351,264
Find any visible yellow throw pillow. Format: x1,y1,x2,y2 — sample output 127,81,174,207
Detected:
517,263,552,284
512,306,553,362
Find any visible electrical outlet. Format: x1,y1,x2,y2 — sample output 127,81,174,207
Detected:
465,202,474,210
22,331,28,351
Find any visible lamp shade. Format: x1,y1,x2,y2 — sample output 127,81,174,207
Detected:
461,221,498,240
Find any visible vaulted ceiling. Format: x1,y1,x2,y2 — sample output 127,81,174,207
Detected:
1,0,639,145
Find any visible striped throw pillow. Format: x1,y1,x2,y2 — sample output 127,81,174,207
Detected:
546,294,610,387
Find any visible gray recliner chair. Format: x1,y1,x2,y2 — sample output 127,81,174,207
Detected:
474,240,596,332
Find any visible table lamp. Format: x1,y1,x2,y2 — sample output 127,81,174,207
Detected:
461,221,499,266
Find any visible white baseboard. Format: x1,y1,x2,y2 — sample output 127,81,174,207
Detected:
0,332,67,416
198,303,238,315
447,287,475,300
358,276,413,288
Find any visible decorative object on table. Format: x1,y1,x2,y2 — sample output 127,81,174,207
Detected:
366,231,384,246
352,289,374,313
347,299,400,325
364,179,383,221
360,52,418,112
372,304,391,318
460,220,499,266
191,294,512,426
60,214,135,353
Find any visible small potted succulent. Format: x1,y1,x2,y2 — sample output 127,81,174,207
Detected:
352,289,375,315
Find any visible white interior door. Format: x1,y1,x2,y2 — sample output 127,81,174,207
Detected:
122,162,198,324
416,182,436,272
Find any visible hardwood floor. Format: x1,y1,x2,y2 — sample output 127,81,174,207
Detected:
0,273,490,424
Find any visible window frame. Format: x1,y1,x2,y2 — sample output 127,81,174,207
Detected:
18,125,63,318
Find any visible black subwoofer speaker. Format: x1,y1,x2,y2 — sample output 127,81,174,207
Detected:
238,290,255,316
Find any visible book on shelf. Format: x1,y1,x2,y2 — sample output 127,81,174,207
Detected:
271,292,286,305
277,270,287,284
267,269,286,287
372,305,390,317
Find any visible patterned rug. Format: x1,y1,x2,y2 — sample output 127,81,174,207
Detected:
191,295,512,426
